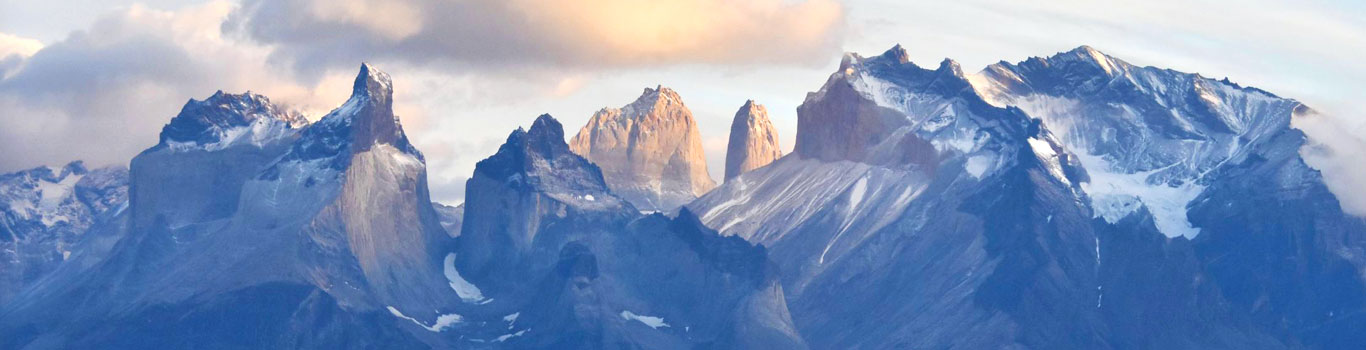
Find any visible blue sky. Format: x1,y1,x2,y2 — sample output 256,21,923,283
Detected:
0,0,1362,204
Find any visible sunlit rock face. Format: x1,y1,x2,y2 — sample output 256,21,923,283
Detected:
457,114,806,349
0,161,127,305
569,86,717,212
725,100,783,180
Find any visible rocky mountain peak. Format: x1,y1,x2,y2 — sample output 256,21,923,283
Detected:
352,62,393,104
937,58,965,77
882,43,911,64
280,63,419,169
156,90,305,148
631,85,683,109
796,45,1026,167
1034,45,1130,77
569,86,716,211
526,113,570,155
479,114,612,197
725,100,783,180
345,63,406,151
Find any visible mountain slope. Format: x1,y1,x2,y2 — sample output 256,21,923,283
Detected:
690,44,1366,349
691,45,1119,349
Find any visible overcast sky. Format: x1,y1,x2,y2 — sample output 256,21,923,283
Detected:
1,0,1362,205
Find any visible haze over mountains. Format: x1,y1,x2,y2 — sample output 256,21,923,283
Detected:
2,45,1365,349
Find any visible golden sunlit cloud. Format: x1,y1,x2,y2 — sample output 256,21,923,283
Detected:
0,33,43,58
510,0,844,64
227,0,846,71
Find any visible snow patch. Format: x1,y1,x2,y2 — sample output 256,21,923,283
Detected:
36,174,81,211
1028,138,1070,185
846,176,868,213
495,329,529,342
443,253,489,304
8,199,33,220
1075,152,1204,238
386,306,462,332
620,310,669,329
965,154,993,179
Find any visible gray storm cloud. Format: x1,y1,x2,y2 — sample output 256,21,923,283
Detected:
0,2,342,171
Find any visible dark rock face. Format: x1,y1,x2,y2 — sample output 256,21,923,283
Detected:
456,114,805,348
725,100,783,180
0,162,127,305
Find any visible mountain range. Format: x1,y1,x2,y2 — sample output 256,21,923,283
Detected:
1,45,1363,349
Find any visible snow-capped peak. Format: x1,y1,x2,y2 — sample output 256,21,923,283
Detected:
967,45,1305,238
352,62,394,105
154,90,306,152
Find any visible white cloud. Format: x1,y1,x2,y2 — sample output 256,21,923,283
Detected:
1295,110,1366,216
0,1,344,171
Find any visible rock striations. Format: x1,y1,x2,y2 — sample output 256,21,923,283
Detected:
725,100,783,180
692,44,1103,349
569,86,716,211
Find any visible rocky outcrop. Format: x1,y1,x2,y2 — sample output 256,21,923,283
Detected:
725,100,783,180
569,86,716,211
457,114,806,348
